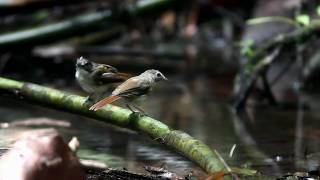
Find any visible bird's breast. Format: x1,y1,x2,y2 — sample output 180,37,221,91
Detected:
76,69,108,94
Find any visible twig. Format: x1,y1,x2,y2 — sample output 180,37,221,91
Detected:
261,70,277,106
235,48,281,110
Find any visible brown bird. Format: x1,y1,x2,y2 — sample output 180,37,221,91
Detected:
89,69,167,113
75,57,130,104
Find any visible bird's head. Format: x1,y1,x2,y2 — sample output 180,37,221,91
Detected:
143,69,168,82
76,57,93,72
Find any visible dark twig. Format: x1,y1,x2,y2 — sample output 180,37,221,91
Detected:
261,70,277,106
235,48,281,110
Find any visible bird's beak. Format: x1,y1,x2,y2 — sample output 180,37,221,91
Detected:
107,65,118,73
76,56,88,67
162,75,168,81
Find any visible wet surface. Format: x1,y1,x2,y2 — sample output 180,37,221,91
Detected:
1,75,320,178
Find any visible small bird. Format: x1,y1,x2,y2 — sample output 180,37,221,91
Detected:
89,69,167,113
75,57,129,103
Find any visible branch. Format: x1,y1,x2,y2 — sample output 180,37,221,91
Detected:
0,76,257,176
251,20,320,64
235,20,320,110
234,48,280,110
33,45,186,59
0,0,180,49
0,10,112,49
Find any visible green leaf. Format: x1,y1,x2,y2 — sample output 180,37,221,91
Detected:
240,39,255,58
295,14,310,26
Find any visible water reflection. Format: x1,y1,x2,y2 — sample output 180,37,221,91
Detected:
1,75,320,177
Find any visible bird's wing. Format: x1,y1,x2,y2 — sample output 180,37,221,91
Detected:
92,64,130,84
89,77,149,111
89,95,121,111
112,77,150,97
94,72,126,84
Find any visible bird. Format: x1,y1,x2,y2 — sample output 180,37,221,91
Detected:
75,57,129,104
89,69,167,113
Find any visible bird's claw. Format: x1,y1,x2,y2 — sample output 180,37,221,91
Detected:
83,96,95,107
130,111,146,117
129,109,150,117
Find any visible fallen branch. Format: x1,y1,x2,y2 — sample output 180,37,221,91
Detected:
0,76,257,177
33,45,186,60
0,0,180,49
0,10,112,49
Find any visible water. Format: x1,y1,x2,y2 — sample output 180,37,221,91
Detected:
0,74,320,178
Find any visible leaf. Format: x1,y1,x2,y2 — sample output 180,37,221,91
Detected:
295,14,310,26
240,39,255,58
317,6,320,16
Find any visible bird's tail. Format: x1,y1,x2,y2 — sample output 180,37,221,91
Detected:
89,96,121,111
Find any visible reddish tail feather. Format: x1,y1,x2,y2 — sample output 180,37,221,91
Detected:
89,96,121,111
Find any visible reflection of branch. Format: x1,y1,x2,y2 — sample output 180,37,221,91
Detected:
235,21,320,110
0,117,71,128
294,96,305,168
0,76,257,176
86,166,184,180
229,108,282,175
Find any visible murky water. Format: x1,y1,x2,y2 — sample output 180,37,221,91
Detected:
1,74,320,178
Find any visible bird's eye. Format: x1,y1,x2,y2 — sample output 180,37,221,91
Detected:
156,73,161,77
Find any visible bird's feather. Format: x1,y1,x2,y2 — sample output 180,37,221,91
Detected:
117,87,150,98
112,77,141,94
89,96,121,111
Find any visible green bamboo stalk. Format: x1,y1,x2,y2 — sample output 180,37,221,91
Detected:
0,76,257,177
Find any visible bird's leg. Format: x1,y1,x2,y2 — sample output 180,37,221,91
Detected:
126,103,147,116
132,104,147,116
83,94,95,106
126,103,137,113
129,102,148,116
87,92,106,104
